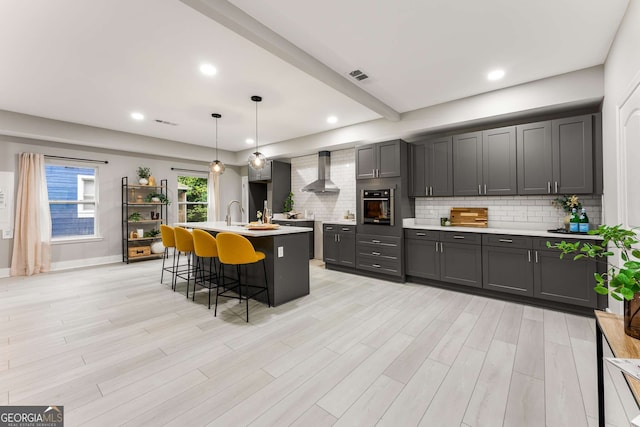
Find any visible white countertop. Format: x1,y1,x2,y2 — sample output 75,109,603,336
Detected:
322,219,357,225
402,218,602,240
174,221,313,237
271,218,315,222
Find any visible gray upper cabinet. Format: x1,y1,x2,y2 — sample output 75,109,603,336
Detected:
410,137,453,197
482,126,517,196
517,121,553,194
453,127,516,196
517,115,593,195
553,115,593,194
452,131,482,196
356,140,401,179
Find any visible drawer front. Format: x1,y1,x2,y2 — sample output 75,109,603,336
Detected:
357,234,401,247
482,234,533,250
404,229,439,241
439,231,482,245
324,224,355,234
356,256,402,276
357,247,400,262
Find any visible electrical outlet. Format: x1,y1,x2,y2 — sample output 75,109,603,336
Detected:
2,229,13,239
278,246,284,257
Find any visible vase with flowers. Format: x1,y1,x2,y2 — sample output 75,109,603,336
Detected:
553,194,582,230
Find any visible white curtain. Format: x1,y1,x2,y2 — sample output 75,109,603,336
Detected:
10,153,52,276
207,171,220,221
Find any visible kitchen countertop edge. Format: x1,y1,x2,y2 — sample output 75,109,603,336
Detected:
174,221,312,237
402,218,602,240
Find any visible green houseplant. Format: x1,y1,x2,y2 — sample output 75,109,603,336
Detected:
144,193,170,205
548,224,640,338
137,167,151,185
127,212,142,222
283,192,294,213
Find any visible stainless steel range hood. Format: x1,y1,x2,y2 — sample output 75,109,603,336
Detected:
301,151,340,193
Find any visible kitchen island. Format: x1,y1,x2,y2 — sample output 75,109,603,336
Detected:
174,221,312,306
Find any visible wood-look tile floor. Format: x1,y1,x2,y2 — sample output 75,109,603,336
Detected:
0,259,633,426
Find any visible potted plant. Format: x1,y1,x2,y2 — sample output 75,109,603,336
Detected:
552,194,582,230
283,192,294,213
548,224,640,338
128,212,142,222
137,167,151,185
144,193,170,205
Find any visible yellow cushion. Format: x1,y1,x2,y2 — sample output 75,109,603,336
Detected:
216,232,263,265
192,229,218,258
174,226,194,253
160,224,175,248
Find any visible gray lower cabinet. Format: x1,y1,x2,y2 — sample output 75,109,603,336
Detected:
356,234,402,277
533,238,598,307
405,229,440,280
323,224,355,267
439,232,483,288
404,230,482,287
272,220,314,259
482,235,534,296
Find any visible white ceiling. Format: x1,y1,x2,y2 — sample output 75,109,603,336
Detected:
0,0,629,156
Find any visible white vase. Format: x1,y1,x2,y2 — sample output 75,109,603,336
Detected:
150,240,164,254
138,177,149,185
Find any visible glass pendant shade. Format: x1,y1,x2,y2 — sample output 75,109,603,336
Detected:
210,113,225,176
248,95,267,170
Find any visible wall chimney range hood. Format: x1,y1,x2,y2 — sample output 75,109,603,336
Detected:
301,151,340,193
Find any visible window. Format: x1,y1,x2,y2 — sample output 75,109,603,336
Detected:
177,175,208,222
45,164,98,239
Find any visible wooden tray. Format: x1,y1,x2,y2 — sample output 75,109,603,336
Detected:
244,223,281,230
449,207,488,228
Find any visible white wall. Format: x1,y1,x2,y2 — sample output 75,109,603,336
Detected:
602,1,640,313
0,136,242,275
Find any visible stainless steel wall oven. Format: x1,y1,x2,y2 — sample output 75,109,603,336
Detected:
360,189,394,225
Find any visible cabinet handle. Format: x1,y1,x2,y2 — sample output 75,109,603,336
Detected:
372,264,381,268
426,186,429,196
498,239,513,243
342,227,351,231
429,186,433,196
478,185,482,195
416,232,426,236
334,234,337,242
484,184,487,195
372,251,381,256
535,251,539,263
440,242,444,252
326,226,334,230
435,241,439,252
547,182,551,194
554,181,558,193
528,250,531,263
453,235,465,239
372,239,381,244
338,234,341,243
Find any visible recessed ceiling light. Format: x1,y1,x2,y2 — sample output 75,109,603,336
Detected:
131,112,144,121
246,138,254,145
200,63,217,76
487,69,505,81
327,116,338,124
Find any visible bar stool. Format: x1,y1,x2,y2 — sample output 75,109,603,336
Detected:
191,229,220,309
159,224,177,286
215,232,271,322
173,226,196,298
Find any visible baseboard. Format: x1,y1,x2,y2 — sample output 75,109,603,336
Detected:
51,255,122,272
0,255,122,278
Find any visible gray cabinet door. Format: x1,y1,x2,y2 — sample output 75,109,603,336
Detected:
339,232,356,266
440,241,482,287
533,249,598,307
356,145,377,179
405,238,440,280
482,126,517,195
453,131,482,196
552,115,593,194
428,136,453,196
517,121,553,195
322,228,339,264
482,246,534,296
377,140,401,178
409,143,427,197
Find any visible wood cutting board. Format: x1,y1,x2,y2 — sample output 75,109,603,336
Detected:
449,207,488,228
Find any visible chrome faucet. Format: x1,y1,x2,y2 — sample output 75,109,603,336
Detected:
226,200,244,226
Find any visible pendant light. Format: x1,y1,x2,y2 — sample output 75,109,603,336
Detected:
248,95,266,170
209,113,225,175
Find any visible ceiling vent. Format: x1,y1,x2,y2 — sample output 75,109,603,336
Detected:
348,69,369,82
154,119,178,126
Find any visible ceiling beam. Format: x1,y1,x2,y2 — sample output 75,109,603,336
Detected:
180,0,401,122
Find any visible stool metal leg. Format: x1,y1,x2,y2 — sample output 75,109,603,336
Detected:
262,259,270,308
